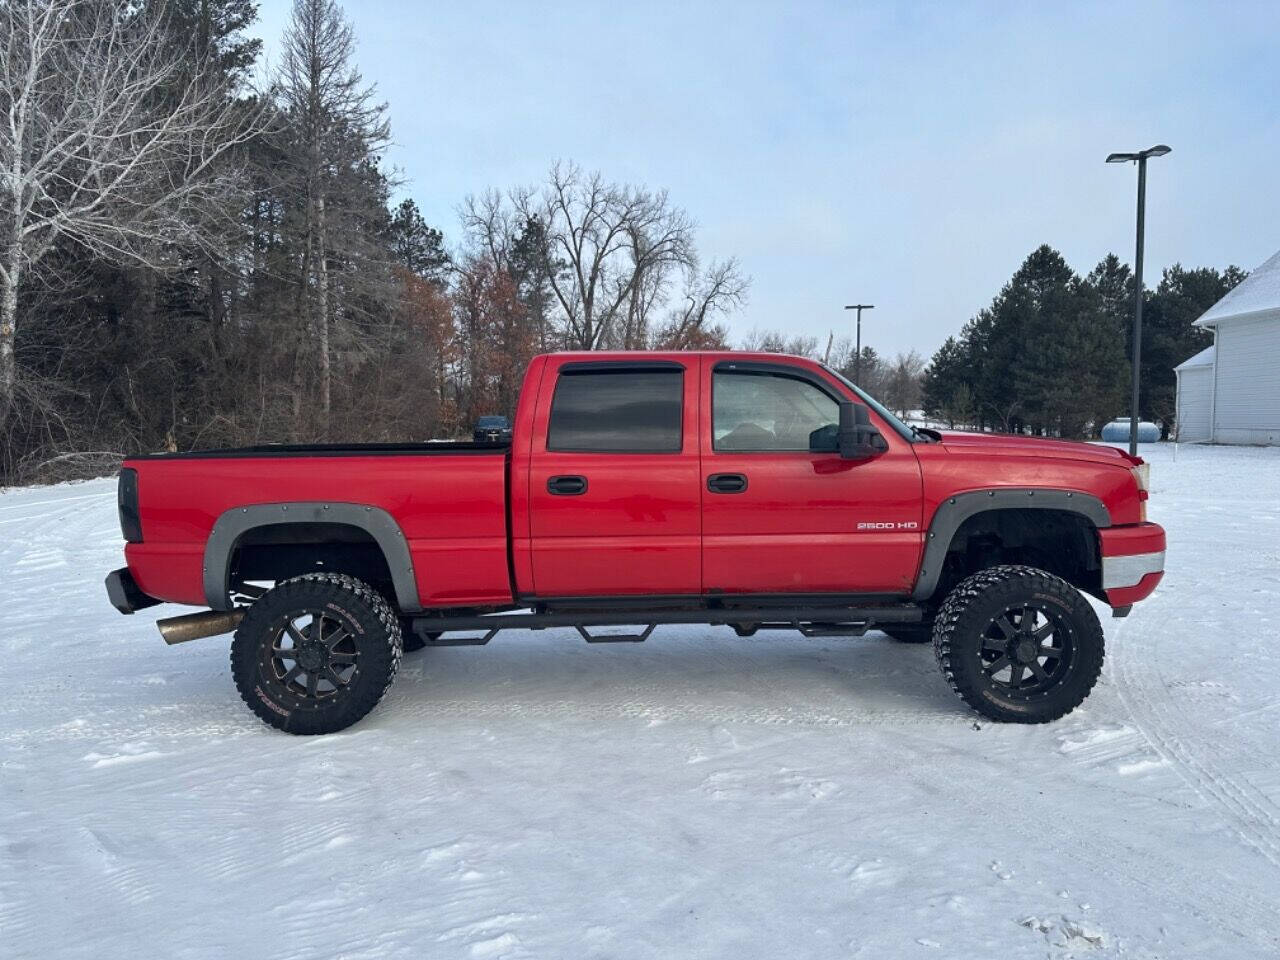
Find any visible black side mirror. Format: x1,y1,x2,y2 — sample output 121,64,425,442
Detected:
837,402,887,459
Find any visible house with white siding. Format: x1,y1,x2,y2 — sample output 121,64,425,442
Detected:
1174,249,1280,444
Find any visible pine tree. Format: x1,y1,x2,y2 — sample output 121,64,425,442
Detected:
508,216,559,351
389,199,450,285
922,336,971,427
1142,264,1245,433
279,0,392,438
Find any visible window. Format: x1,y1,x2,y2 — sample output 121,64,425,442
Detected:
547,368,683,452
713,371,839,451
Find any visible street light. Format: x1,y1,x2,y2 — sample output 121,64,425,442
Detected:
844,303,874,383
1106,144,1171,455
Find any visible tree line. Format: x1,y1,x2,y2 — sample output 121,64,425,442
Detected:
0,0,750,483
0,1,1247,486
921,245,1245,438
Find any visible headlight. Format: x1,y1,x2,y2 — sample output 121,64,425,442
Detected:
1131,463,1150,521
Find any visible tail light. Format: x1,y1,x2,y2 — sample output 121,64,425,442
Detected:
118,468,143,542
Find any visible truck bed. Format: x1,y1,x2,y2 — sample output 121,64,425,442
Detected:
123,446,513,609
126,440,508,459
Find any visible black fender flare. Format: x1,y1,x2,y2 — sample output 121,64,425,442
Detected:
202,502,422,612
912,488,1111,601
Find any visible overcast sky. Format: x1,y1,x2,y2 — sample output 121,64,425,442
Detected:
251,1,1280,359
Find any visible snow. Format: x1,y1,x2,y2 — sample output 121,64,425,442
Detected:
3,443,1280,959
1196,247,1280,325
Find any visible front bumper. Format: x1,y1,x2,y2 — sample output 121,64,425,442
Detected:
1099,522,1166,607
105,567,161,614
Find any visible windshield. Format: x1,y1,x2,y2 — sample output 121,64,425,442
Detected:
820,364,918,443
477,417,508,428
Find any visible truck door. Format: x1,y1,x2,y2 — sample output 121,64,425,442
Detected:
699,357,924,595
525,358,702,598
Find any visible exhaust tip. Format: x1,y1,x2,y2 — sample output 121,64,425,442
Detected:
157,609,246,645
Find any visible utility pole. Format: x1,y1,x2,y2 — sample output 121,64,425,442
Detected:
844,304,874,383
1106,145,1171,455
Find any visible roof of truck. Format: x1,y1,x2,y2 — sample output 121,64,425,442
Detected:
544,350,815,363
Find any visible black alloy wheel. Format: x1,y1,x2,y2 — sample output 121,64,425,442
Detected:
933,565,1104,723
231,573,402,734
262,608,361,704
977,602,1075,696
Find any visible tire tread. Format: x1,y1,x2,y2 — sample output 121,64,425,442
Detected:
230,572,402,734
932,564,1104,724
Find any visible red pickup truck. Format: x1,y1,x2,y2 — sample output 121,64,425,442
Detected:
106,351,1165,734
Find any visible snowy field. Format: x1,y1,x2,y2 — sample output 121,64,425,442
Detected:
2,443,1279,959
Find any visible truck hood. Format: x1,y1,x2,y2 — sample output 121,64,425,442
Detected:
937,431,1141,468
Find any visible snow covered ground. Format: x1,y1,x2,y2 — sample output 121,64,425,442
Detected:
2,442,1278,959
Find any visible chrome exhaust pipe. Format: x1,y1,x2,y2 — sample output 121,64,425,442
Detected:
157,609,246,645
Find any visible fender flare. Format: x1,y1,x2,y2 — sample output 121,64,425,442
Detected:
203,502,422,612
912,488,1111,601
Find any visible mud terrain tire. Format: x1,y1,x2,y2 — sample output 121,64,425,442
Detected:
933,565,1103,723
231,573,402,734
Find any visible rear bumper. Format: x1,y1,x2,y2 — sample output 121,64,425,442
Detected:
1099,522,1165,607
105,567,161,615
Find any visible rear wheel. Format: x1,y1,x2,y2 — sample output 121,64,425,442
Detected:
231,573,402,734
933,565,1103,723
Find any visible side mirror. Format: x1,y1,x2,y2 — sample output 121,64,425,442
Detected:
837,402,888,459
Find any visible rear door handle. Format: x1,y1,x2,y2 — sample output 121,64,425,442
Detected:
547,475,588,496
707,473,748,494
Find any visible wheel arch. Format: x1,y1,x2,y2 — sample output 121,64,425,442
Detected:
203,503,422,613
913,489,1110,602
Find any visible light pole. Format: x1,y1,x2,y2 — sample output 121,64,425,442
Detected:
844,304,874,383
1106,144,1171,455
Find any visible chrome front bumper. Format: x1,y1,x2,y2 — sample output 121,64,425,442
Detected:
1101,550,1166,590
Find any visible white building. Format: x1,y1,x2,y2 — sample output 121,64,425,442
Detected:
1174,249,1280,444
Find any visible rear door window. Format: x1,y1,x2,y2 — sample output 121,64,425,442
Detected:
547,368,683,452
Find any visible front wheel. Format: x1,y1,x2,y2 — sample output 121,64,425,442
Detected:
933,565,1103,723
231,573,402,734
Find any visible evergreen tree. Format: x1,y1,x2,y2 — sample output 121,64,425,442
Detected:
925,245,1130,438
1142,264,1245,433
508,216,559,351
389,199,450,285
921,335,971,426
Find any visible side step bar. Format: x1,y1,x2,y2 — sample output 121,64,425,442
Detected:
411,605,923,647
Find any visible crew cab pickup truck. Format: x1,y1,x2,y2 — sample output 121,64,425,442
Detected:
106,352,1165,734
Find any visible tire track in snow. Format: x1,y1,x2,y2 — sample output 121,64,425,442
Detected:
390,692,970,729
888,730,1280,952
0,489,112,552
0,489,114,513
1110,598,1280,872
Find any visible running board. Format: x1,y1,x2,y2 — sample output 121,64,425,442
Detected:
411,605,920,646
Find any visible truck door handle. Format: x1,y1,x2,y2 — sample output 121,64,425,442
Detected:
707,473,748,494
547,475,588,496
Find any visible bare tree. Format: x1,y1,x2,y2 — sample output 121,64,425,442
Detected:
279,0,389,436
740,328,821,358
514,162,696,350
654,258,749,349
0,0,263,420
881,350,925,417
459,190,516,273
